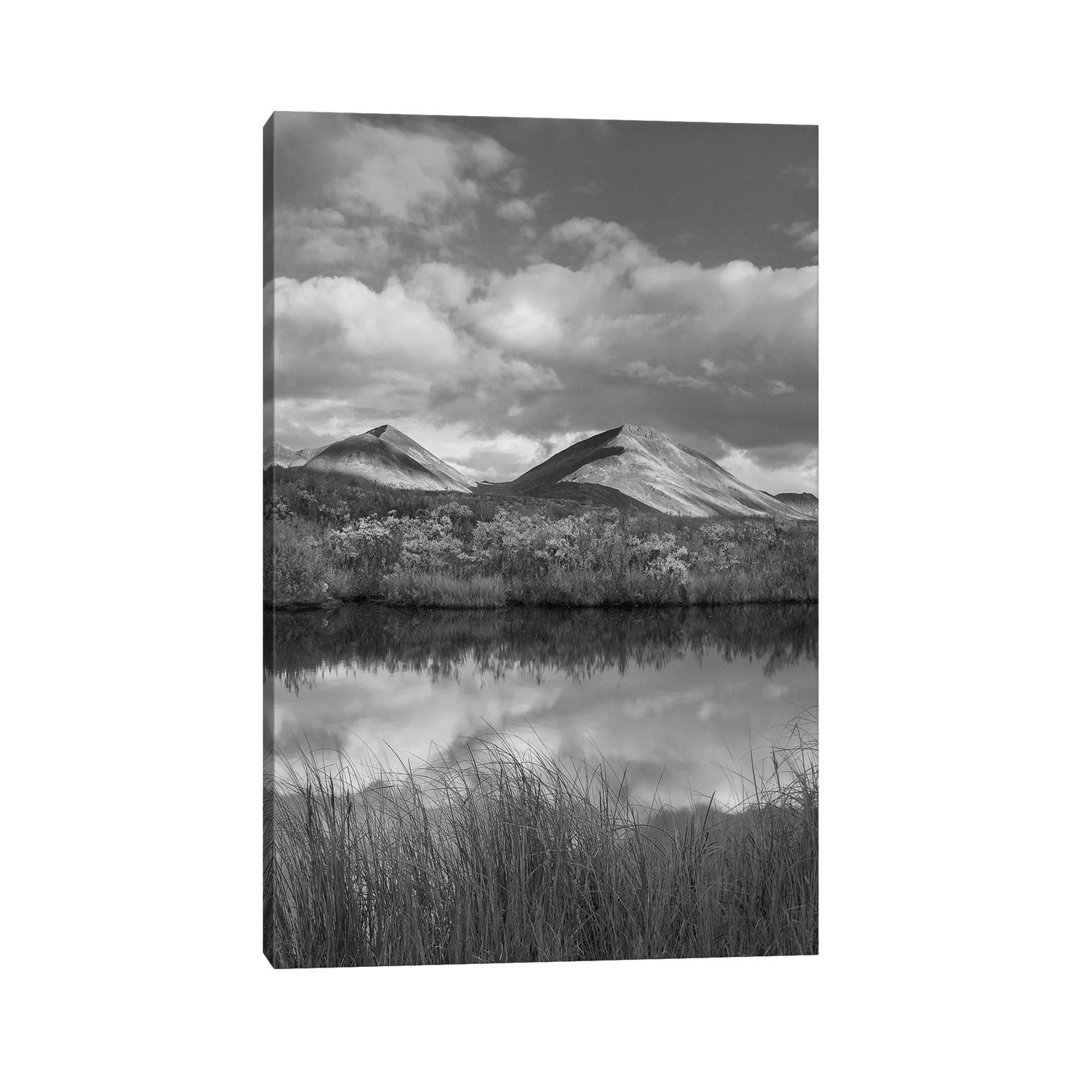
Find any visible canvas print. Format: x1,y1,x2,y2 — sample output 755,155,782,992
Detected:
264,112,818,967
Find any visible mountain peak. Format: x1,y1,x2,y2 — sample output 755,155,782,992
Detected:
618,424,666,440
304,425,473,492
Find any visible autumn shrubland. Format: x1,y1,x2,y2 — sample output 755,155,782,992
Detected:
264,468,817,608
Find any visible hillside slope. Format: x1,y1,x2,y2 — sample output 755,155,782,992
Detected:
302,425,474,492
501,425,810,518
770,492,818,518
265,443,330,469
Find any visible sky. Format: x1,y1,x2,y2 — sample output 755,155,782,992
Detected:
267,112,818,494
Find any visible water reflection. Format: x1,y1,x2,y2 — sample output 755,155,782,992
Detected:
267,603,817,688
266,603,817,807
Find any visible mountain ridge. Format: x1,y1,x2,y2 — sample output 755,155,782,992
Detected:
267,423,814,519
301,425,474,492
495,425,809,519
265,442,330,469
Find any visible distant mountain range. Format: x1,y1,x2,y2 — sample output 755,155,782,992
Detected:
264,442,329,468
267,423,815,519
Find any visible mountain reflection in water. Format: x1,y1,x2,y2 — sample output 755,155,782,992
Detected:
266,603,817,807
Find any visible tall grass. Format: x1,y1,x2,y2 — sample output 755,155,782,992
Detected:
384,571,507,608
265,728,817,967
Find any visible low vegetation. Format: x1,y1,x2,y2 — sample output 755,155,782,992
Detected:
265,726,817,966
265,469,817,608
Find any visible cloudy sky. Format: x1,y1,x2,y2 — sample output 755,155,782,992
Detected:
268,113,817,493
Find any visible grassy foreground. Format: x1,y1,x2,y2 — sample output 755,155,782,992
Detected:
265,471,817,608
265,729,817,967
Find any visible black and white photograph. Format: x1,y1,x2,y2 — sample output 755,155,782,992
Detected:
6,4,1077,1075
264,112,819,966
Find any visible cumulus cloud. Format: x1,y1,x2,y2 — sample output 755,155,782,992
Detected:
496,198,537,223
273,207,397,279
460,221,818,455
403,262,475,309
276,113,513,221
717,446,818,496
270,113,521,281
547,217,651,266
272,216,816,485
268,117,817,493
272,275,462,411
270,272,562,452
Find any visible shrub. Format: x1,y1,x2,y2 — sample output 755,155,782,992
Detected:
264,471,817,607
266,518,330,603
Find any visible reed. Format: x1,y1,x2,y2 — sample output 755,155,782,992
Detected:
265,726,817,967
383,571,507,608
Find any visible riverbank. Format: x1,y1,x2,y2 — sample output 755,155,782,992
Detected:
265,729,817,966
268,574,819,610
265,496,817,609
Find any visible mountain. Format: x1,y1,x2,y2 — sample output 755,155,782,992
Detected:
770,492,818,517
265,442,329,468
270,423,813,518
301,425,474,492
493,425,810,519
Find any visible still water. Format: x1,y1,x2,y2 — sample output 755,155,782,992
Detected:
265,603,817,808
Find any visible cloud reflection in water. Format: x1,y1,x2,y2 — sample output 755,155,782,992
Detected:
267,604,817,807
